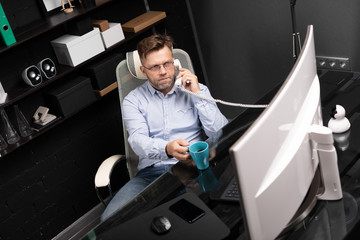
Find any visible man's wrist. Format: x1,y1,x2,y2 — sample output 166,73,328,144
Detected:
165,146,173,158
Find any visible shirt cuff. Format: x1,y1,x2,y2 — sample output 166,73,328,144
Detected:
157,140,171,159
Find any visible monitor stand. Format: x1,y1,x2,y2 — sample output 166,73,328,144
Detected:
279,166,322,236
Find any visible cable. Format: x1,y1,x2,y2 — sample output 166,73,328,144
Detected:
179,87,269,108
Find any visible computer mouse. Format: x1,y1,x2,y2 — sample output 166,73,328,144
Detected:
151,216,171,234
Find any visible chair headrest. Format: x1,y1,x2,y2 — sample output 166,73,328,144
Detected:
126,50,147,80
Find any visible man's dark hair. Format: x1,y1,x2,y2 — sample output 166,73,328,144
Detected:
137,34,174,60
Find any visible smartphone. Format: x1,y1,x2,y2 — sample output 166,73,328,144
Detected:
169,198,205,223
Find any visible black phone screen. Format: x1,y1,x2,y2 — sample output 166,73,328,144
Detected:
169,198,205,223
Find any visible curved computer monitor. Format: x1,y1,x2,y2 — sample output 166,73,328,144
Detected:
229,25,340,240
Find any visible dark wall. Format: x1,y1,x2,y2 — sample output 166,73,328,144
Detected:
187,0,360,119
0,0,200,239
297,1,360,67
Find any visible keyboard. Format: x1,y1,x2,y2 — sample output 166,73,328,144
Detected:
209,164,241,203
220,177,240,201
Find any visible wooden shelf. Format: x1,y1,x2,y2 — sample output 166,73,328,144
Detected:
94,82,118,97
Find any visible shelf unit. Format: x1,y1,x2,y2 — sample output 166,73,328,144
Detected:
0,0,165,157
0,0,115,108
0,0,113,55
0,27,161,108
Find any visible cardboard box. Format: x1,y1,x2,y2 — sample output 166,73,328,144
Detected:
98,22,125,48
83,53,123,90
46,76,96,117
51,28,105,67
122,11,166,33
92,19,110,32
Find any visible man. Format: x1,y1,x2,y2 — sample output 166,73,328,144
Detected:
101,34,228,221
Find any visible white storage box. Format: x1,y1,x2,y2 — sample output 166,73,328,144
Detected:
98,22,125,48
51,28,105,67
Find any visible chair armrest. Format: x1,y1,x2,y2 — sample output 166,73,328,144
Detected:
95,154,126,188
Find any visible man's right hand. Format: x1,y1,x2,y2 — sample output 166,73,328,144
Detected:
166,139,195,166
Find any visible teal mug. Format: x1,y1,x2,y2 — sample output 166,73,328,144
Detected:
189,141,209,170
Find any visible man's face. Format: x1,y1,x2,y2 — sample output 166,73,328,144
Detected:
140,46,175,95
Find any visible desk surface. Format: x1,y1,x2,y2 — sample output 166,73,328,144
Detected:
82,70,360,240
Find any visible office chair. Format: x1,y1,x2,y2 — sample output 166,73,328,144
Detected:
94,48,195,205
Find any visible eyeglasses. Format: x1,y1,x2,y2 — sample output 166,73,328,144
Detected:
143,61,174,72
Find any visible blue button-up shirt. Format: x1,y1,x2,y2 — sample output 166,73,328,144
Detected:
122,81,228,171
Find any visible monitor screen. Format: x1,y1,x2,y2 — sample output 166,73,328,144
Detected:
229,25,324,240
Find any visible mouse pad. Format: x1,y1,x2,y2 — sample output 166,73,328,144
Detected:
99,192,230,239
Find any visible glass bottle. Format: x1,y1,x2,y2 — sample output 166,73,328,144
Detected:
14,105,33,137
0,108,20,144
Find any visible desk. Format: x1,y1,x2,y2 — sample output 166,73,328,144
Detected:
82,70,360,239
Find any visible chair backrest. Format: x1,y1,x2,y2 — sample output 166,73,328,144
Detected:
116,48,194,179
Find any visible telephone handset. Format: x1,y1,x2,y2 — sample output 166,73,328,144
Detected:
173,59,268,109
174,59,190,88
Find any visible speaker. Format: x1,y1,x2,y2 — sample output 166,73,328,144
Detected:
37,58,56,79
22,66,42,87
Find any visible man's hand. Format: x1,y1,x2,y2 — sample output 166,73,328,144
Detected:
166,139,196,167
176,68,200,93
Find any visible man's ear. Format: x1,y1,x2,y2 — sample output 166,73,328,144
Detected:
140,66,147,78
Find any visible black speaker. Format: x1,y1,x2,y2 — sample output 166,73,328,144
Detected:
22,66,42,87
37,58,56,79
